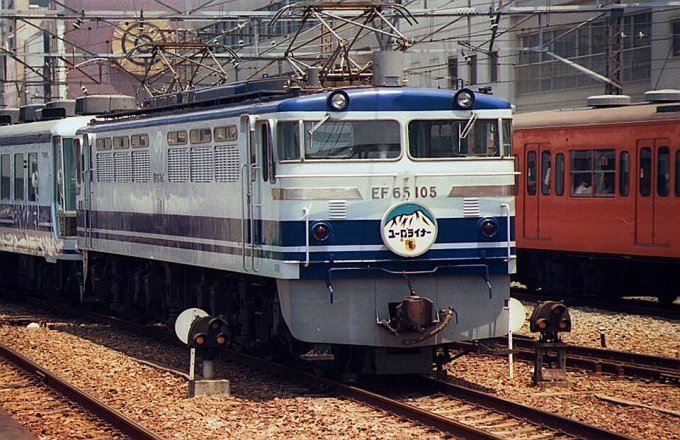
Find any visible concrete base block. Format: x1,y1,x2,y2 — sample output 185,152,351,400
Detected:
188,379,231,397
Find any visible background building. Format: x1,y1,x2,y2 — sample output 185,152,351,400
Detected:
1,0,679,112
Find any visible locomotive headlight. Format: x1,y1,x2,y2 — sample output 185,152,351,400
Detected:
454,88,475,109
477,217,499,239
327,90,349,111
311,221,332,242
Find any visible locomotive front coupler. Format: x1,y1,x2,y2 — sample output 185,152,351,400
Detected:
377,272,458,344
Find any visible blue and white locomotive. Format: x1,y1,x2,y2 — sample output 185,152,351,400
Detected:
0,76,517,375
75,78,517,374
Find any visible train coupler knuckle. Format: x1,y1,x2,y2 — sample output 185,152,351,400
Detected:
378,296,454,345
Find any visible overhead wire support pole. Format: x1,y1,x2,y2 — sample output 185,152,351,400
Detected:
605,4,624,95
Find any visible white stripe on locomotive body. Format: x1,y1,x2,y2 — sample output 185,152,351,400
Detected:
0,116,90,262
80,86,516,347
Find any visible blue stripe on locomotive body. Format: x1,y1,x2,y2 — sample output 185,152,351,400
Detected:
80,85,516,348
75,209,514,274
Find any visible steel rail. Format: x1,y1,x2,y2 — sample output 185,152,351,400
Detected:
0,342,164,440
410,375,633,440
452,337,680,383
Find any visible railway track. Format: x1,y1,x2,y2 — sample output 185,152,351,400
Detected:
28,305,632,439
512,290,680,321
208,341,630,439
363,375,634,440
452,336,680,384
0,341,163,440
0,295,672,439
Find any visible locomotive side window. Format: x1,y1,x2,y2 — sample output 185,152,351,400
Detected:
190,128,212,144
96,138,112,151
555,153,565,196
657,146,670,197
277,121,301,161
131,134,149,148
113,136,129,150
167,130,188,145
526,151,537,196
502,119,512,157
214,125,238,142
1,154,9,200
620,152,630,196
259,123,275,183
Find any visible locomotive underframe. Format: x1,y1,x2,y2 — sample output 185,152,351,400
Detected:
79,251,456,375
2,250,513,375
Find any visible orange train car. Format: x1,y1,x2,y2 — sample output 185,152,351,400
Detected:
513,91,680,304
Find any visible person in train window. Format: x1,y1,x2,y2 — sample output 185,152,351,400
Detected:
574,179,592,195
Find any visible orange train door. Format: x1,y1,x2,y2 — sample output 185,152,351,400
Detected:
635,139,670,245
522,144,551,239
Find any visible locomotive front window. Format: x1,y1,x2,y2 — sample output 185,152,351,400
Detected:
408,119,501,158
277,120,400,160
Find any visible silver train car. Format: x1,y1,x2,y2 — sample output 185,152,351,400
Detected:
0,97,135,299
75,79,517,375
0,106,91,296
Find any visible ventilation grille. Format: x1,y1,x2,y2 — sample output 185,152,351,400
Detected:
215,145,240,182
132,151,151,183
96,153,114,183
114,152,132,182
190,147,214,183
168,148,190,182
463,198,480,217
328,200,347,219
